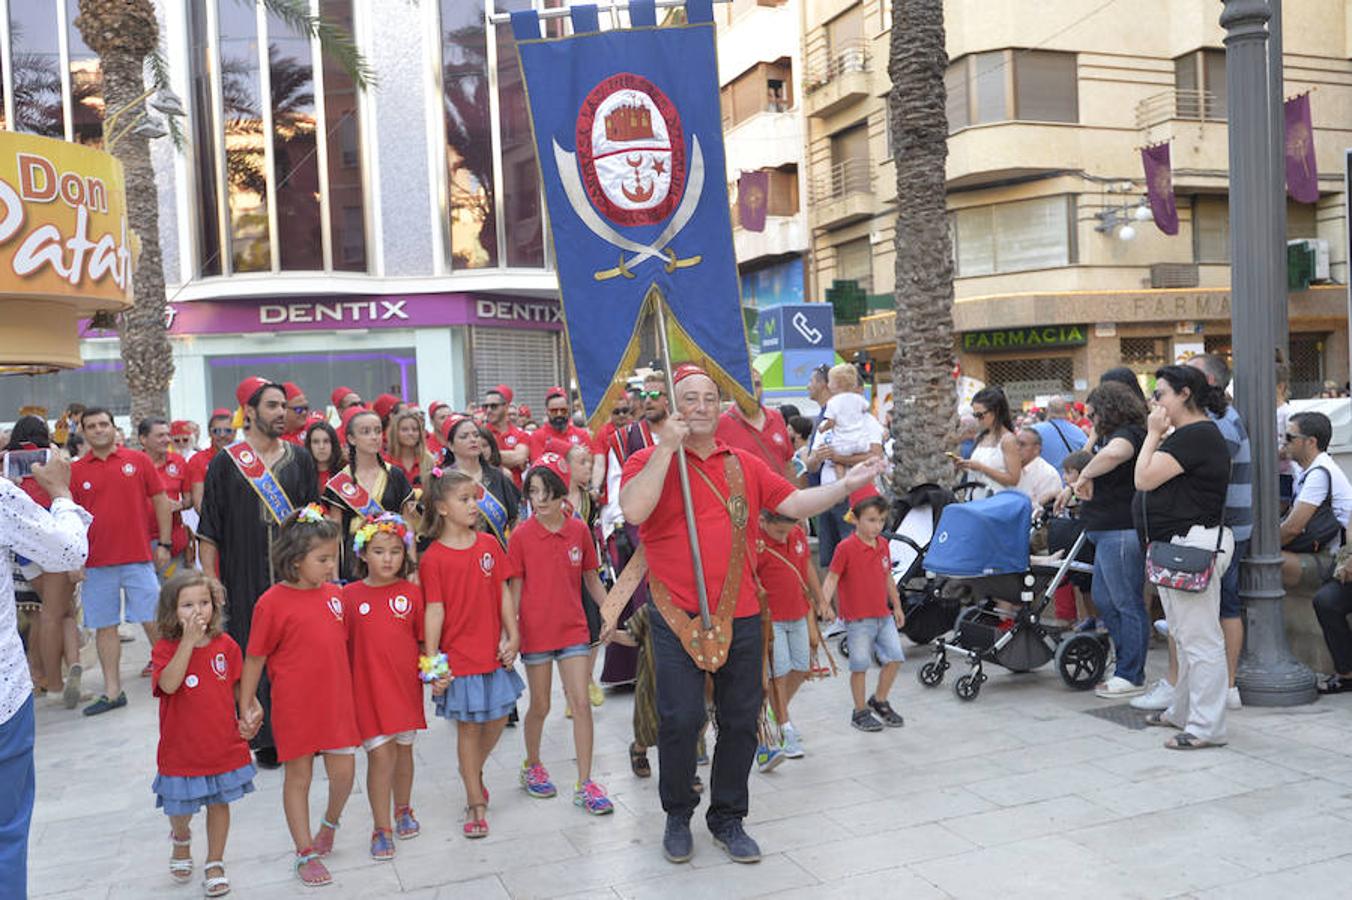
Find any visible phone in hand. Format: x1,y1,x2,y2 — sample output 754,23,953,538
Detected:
3,448,51,481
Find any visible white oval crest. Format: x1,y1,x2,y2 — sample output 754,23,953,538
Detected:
359,602,371,616
568,546,583,566
239,451,254,465
589,89,675,217
794,541,804,555
211,652,228,679
479,553,495,575
390,594,411,617
168,464,179,475
342,483,357,496
121,463,135,476
184,674,199,688
82,481,91,490
327,596,344,620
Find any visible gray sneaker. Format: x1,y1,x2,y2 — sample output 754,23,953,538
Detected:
851,708,883,732
709,820,761,864
781,724,805,759
663,816,693,863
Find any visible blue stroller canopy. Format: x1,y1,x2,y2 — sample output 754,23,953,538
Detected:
923,492,1032,577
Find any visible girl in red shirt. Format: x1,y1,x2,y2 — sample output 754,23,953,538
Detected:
239,506,360,888
419,469,523,839
151,572,258,898
508,460,612,815
342,513,426,860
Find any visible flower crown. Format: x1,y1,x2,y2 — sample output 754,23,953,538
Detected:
354,512,413,554
294,503,327,525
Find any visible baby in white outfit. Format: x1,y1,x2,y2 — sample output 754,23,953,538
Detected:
818,363,872,480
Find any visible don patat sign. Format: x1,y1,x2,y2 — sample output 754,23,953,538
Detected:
961,325,1088,353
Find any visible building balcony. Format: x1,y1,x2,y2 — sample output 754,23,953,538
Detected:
733,214,808,263
804,42,871,118
724,110,803,174
945,121,1089,189
1135,89,1230,181
809,158,876,229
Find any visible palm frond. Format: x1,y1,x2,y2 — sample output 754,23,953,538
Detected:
146,45,185,151
255,0,374,89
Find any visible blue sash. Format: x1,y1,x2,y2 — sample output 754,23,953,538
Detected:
226,441,295,526
477,484,510,547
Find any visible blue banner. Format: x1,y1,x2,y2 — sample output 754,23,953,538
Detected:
511,0,755,426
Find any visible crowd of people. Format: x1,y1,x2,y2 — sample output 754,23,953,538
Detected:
5,353,1352,894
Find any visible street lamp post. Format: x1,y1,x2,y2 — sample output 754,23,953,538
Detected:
1223,0,1317,706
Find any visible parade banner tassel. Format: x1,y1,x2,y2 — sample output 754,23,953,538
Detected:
1141,142,1179,236
511,0,757,428
1284,93,1319,204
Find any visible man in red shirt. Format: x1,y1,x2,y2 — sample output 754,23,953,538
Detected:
71,408,173,716
481,385,530,482
169,419,197,458
618,365,883,866
529,386,592,460
138,417,194,582
588,392,633,502
715,368,794,479
280,382,310,445
188,409,234,513
330,386,362,414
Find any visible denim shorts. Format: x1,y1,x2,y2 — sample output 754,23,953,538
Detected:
771,617,810,678
82,562,159,629
845,616,906,672
521,642,591,666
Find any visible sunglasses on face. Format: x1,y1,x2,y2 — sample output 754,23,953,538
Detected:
640,390,665,400
1284,432,1308,443
481,402,501,410
611,408,630,416
210,427,234,436
290,405,308,414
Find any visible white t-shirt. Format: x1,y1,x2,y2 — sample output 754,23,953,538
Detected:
1294,452,1352,532
822,392,872,455
1016,456,1063,504
812,409,883,486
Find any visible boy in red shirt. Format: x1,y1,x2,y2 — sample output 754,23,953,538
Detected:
821,493,905,733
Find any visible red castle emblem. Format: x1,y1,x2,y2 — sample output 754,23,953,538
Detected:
211,652,228,680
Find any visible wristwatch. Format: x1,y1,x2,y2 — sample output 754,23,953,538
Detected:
157,541,172,550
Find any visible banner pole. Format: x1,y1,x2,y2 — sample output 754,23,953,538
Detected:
654,298,714,631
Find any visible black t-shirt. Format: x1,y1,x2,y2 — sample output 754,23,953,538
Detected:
1080,425,1145,532
1132,420,1230,542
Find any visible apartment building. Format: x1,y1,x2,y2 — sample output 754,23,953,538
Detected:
804,0,1352,405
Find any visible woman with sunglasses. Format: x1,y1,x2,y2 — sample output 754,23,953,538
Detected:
955,386,1022,498
1134,365,1232,750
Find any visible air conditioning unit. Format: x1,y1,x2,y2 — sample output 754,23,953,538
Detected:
1149,263,1200,289
1288,239,1331,283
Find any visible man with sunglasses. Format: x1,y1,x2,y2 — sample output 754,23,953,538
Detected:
280,382,310,445
481,384,531,484
590,394,634,504
1279,412,1352,589
187,409,236,514
528,386,593,460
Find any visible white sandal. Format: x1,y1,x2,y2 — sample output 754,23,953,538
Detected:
203,860,230,897
169,830,193,883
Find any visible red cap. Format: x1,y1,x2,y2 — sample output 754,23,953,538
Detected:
673,363,710,386
306,411,326,424
330,386,358,408
492,384,514,405
373,393,401,420
517,404,532,420
209,408,233,422
440,413,470,442
339,404,373,435
428,401,449,418
235,376,272,408
544,386,567,403
169,420,192,437
283,381,305,402
529,452,570,489
848,483,881,509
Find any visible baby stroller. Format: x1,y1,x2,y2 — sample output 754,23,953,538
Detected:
914,492,1108,701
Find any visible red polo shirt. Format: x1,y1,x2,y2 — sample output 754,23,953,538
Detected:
149,452,191,556
716,406,794,476
186,446,220,487
486,422,531,484
505,515,598,653
829,533,893,620
528,423,592,461
757,525,812,622
622,443,795,618
72,446,163,567
280,429,306,446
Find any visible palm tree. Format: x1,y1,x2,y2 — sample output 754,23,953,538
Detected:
886,0,957,490
73,0,368,425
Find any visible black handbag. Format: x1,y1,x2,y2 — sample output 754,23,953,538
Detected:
1142,493,1224,593
1283,466,1344,553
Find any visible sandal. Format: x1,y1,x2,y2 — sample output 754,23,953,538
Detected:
1143,712,1178,729
1318,674,1352,695
203,860,230,897
369,828,396,861
169,830,193,883
462,804,489,839
629,742,651,778
312,817,339,857
294,849,331,887
1166,732,1224,751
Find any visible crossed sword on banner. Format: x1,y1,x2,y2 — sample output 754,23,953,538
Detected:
553,137,705,281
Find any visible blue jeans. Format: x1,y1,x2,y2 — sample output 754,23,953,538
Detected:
815,499,853,569
0,694,35,900
1086,529,1148,685
1220,539,1249,619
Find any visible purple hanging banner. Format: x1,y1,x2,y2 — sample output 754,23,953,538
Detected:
1141,142,1179,236
1285,93,1319,203
737,170,769,233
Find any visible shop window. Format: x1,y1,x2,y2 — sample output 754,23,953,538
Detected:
952,195,1073,277
1119,337,1169,370
946,50,1077,133
1174,49,1226,119
8,2,64,137
721,59,794,128
0,360,132,420
209,350,418,413
1193,196,1318,263
1205,333,1327,399
834,236,872,293
66,0,103,146
984,357,1074,409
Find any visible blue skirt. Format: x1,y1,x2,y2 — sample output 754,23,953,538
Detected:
434,667,524,723
153,763,257,816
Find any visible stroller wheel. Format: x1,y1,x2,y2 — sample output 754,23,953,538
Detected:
1055,633,1108,690
918,660,945,688
954,673,981,701
838,635,850,658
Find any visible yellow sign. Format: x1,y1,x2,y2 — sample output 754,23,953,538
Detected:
0,132,134,373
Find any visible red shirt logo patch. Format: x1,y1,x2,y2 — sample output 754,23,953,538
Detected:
327,596,344,621
121,462,136,476
390,594,412,618
238,450,255,465
794,541,804,555
211,652,228,680
569,546,583,566
167,464,179,476
772,433,785,445
480,553,496,575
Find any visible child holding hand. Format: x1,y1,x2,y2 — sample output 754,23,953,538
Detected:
419,470,524,839
342,513,426,861
238,506,360,887
821,492,906,733
151,573,257,898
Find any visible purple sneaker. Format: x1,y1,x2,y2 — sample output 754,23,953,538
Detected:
573,779,614,815
520,761,557,798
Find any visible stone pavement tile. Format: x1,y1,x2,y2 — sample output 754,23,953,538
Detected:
1093,746,1234,782
998,734,1134,774
821,786,996,835
720,812,832,855
612,854,814,899
784,822,974,881
963,760,1125,808
744,776,877,821
938,795,1118,849
392,829,581,890
773,865,950,900
854,752,1021,796
498,841,694,899
428,874,512,899
1191,855,1352,900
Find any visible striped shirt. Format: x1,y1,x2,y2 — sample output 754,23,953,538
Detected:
1212,405,1254,543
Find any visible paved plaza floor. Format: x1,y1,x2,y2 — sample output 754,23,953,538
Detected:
26,632,1352,899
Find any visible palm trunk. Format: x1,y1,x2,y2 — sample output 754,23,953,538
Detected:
887,0,957,491
77,0,173,425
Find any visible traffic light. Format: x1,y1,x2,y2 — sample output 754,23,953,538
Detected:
853,351,874,387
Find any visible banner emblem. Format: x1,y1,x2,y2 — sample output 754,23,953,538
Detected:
578,74,684,225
